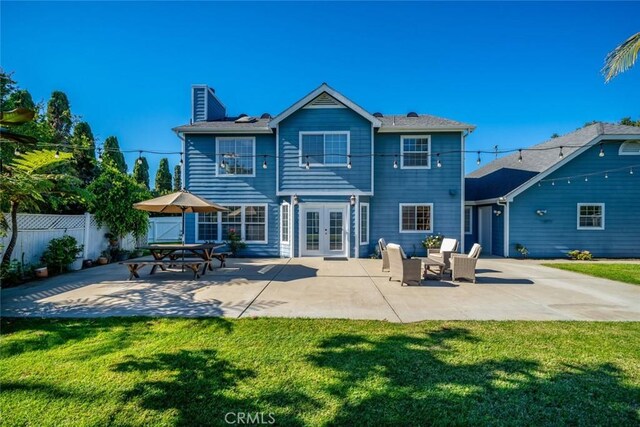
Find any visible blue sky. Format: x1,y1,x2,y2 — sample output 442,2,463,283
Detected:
1,1,638,177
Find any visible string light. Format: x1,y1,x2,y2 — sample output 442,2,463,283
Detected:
567,178,571,184
599,143,605,157
393,155,398,169
137,151,143,165
518,149,523,163
347,155,352,169
305,155,310,170
14,147,20,156
179,152,183,164
584,177,588,182
97,149,103,163
551,181,555,186
559,146,564,159
55,149,60,159
476,151,481,165
605,172,608,179
436,153,442,168
631,167,634,175
262,155,267,169
220,158,226,169
539,163,640,186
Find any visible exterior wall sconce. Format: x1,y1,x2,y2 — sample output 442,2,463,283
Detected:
293,194,298,205
350,195,356,206
493,209,502,216
536,209,547,216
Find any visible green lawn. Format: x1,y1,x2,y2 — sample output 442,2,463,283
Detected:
543,263,640,285
1,318,639,426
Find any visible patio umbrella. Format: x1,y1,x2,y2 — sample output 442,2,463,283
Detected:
133,190,227,245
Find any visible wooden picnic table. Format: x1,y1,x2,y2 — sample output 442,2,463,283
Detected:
137,243,228,276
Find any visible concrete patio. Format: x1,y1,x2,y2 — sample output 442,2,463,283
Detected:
2,257,639,322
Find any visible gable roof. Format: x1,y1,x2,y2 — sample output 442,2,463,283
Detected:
173,116,272,134
466,123,640,202
268,83,382,128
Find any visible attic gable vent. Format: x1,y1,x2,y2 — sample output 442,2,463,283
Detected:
304,92,346,109
619,140,640,155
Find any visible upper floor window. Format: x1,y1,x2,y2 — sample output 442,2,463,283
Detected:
577,203,605,230
217,137,255,176
401,135,431,169
300,131,349,166
399,203,433,233
619,140,640,155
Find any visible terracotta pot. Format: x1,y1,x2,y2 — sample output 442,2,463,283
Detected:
35,267,48,278
98,257,109,265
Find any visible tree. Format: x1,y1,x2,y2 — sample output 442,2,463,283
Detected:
6,89,35,111
620,117,640,127
155,158,172,194
603,32,640,83
1,150,78,269
46,91,72,144
132,156,150,189
88,167,151,239
71,121,97,184
173,164,182,191
550,133,560,139
102,136,127,173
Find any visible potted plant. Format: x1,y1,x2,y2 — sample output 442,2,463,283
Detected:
34,264,48,278
422,234,443,255
105,232,119,247
114,249,130,262
224,228,247,257
98,250,110,265
40,235,84,275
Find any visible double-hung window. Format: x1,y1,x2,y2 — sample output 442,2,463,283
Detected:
577,203,605,230
280,203,290,243
217,137,255,176
197,204,268,243
399,203,433,233
300,131,349,166
401,135,431,168
360,203,369,244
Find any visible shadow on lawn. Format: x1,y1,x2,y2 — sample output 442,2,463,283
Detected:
112,348,318,426
308,327,639,425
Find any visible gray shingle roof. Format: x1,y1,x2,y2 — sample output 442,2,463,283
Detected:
466,123,640,201
173,117,271,133
378,114,474,130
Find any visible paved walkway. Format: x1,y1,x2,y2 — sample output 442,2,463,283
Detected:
2,257,639,322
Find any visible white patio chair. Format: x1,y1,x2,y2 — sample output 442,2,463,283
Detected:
387,243,422,286
450,244,482,283
378,238,390,272
428,238,459,271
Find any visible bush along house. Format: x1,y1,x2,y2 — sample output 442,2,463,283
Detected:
173,83,475,258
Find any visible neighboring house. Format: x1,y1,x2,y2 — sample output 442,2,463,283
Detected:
465,123,640,258
173,83,475,258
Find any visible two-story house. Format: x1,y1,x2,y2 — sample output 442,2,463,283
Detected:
465,123,640,257
173,83,475,258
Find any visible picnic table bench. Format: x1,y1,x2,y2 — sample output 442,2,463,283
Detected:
120,260,206,280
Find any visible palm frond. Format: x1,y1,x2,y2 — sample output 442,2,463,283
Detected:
603,32,640,83
0,107,35,125
11,149,73,173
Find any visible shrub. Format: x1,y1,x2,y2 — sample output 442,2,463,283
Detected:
41,235,83,274
567,250,593,261
422,234,443,249
515,243,529,258
225,228,246,257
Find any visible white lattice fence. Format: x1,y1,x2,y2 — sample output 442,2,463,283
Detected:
0,213,139,266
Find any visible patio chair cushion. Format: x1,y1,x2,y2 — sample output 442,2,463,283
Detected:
441,238,458,252
468,243,482,259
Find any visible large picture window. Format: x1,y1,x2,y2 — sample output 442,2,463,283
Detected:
196,204,268,243
401,135,431,168
577,203,605,230
216,137,255,176
300,132,349,166
399,203,433,233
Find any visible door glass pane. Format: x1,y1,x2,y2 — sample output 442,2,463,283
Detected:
306,211,319,250
329,211,343,251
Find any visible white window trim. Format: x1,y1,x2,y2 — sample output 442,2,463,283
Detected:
298,131,350,167
196,204,269,243
464,206,473,234
280,202,290,243
577,203,605,230
215,136,256,177
400,135,431,169
360,202,369,245
399,203,434,233
195,212,218,243
618,140,640,155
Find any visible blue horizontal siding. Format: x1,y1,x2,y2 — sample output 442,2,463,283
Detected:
509,140,640,258
184,133,279,257
279,108,372,193
192,87,206,122
368,132,463,257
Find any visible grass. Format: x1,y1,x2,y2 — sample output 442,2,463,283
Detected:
542,263,640,286
1,318,639,426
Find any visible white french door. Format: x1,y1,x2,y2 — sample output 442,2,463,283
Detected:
301,204,348,257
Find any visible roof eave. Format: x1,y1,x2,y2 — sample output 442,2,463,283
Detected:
377,126,475,133
172,126,273,134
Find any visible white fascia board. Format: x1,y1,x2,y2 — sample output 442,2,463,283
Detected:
276,190,373,196
269,83,382,128
378,127,475,133
465,198,500,206
172,127,273,134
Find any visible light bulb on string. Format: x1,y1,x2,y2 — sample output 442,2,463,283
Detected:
305,155,310,170
631,167,634,175
559,146,564,159
55,149,60,159
436,153,442,168
347,155,352,169
14,147,20,156
518,149,523,163
551,181,555,186
476,152,481,165
584,176,588,182
393,155,398,169
605,172,608,179
599,143,605,157
137,151,143,165
262,155,267,169
567,178,571,184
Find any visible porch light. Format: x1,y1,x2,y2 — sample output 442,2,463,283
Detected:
493,210,502,216
536,210,547,216
293,194,298,205
350,195,356,206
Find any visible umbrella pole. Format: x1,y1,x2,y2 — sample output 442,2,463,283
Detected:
181,207,186,271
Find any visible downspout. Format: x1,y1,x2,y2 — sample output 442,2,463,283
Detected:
174,130,186,190
460,129,470,253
